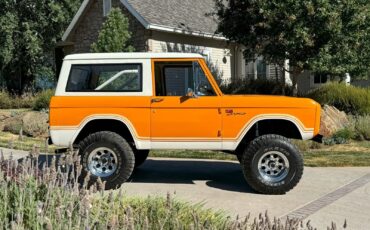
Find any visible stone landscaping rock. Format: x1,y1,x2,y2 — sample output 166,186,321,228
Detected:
319,105,349,137
22,111,49,138
2,116,23,135
0,112,10,131
1,110,49,138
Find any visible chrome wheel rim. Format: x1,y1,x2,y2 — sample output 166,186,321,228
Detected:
87,147,118,178
257,151,290,183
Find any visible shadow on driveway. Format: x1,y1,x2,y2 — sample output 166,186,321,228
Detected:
19,154,62,167
31,155,255,193
131,159,255,193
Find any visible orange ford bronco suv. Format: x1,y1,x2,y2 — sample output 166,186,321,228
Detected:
49,53,321,194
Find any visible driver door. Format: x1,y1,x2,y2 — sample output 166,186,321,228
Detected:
150,59,222,149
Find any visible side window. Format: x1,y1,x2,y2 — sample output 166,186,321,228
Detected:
193,62,215,96
66,64,142,92
164,66,192,96
154,61,215,96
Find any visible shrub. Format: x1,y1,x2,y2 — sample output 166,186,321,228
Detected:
0,91,34,109
323,115,370,142
292,140,325,151
0,152,333,229
355,115,370,140
333,128,356,141
32,89,54,111
220,79,293,95
0,92,12,109
323,136,348,145
306,83,370,115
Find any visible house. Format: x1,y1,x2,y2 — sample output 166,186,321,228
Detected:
58,0,292,86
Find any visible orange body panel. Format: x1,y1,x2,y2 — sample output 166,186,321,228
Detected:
50,96,152,139
221,95,319,139
150,96,221,140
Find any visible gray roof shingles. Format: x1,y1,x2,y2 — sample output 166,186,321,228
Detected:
126,0,219,35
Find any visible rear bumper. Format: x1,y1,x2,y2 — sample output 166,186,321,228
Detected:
49,128,77,147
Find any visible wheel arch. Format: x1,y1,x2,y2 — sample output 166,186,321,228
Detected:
72,116,139,147
235,117,309,152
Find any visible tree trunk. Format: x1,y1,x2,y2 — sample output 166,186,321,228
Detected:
291,67,303,96
280,67,286,95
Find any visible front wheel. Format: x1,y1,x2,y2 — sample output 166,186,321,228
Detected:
78,131,135,190
240,134,303,194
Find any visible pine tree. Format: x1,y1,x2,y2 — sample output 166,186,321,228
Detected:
91,8,134,52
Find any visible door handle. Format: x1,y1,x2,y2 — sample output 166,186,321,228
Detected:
151,98,164,103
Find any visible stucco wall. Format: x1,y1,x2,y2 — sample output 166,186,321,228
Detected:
66,0,149,53
149,31,237,82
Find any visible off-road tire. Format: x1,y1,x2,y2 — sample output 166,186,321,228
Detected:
241,134,303,194
134,150,149,168
78,131,135,190
236,154,242,163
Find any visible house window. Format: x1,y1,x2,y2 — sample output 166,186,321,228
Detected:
245,61,255,79
103,0,112,17
314,73,328,84
256,59,267,79
245,58,268,80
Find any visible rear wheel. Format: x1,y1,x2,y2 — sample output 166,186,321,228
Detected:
240,134,303,194
134,150,149,168
78,131,135,190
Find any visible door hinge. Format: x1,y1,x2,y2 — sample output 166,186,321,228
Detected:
217,130,222,137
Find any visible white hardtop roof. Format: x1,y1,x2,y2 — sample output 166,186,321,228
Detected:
64,52,204,60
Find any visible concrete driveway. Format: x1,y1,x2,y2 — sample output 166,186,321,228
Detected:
127,158,370,229
1,148,370,229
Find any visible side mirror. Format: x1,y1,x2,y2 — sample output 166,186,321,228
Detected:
187,88,198,98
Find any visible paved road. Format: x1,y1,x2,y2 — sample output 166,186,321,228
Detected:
1,147,370,229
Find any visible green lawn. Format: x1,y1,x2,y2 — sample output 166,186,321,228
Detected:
0,131,57,153
303,150,370,167
150,149,370,167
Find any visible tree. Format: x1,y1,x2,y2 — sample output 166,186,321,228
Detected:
0,12,17,89
91,8,134,53
214,0,370,93
0,0,82,93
